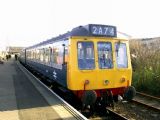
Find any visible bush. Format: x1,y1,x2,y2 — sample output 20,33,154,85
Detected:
130,39,160,96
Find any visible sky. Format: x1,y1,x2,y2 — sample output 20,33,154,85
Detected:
0,0,160,50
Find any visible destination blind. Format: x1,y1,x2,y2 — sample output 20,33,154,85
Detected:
89,24,117,37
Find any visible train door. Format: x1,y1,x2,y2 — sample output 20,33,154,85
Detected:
114,41,132,87
76,40,96,90
96,41,114,89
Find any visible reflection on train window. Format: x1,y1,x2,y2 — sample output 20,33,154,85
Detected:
52,46,63,65
64,46,69,63
77,42,95,69
35,49,40,61
115,43,128,68
98,42,113,69
45,48,49,63
40,48,44,62
57,46,63,64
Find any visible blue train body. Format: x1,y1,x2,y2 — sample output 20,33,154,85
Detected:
26,60,67,87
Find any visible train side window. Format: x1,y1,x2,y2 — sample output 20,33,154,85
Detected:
43,48,46,63
33,49,35,60
31,49,33,59
52,45,63,65
35,48,40,61
115,43,128,68
49,47,52,64
98,42,113,69
45,48,50,64
58,45,64,65
64,46,69,63
52,47,57,64
40,48,44,62
77,42,95,70
64,40,69,63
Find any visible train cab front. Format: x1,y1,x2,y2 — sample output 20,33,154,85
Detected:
67,34,136,108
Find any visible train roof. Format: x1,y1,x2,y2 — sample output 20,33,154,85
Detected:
26,24,117,49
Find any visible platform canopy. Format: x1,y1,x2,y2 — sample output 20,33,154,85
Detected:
6,46,24,54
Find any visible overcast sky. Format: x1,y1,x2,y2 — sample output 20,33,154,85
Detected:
0,0,160,50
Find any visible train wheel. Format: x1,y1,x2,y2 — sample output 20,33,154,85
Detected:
107,90,114,109
124,86,136,101
113,95,118,102
94,98,107,115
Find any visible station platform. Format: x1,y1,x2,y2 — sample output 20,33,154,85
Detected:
0,59,87,120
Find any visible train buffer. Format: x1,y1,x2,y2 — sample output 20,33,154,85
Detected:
0,59,87,120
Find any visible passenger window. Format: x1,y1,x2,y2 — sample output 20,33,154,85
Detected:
45,48,50,63
52,45,63,65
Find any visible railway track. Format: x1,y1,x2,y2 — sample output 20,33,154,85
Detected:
106,108,128,120
88,107,129,120
109,91,160,120
136,92,160,100
109,101,159,120
133,91,160,111
90,92,160,120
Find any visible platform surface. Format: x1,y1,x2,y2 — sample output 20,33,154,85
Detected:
0,59,78,120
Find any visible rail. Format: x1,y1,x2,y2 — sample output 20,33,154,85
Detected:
133,92,160,112
136,92,160,100
107,108,128,120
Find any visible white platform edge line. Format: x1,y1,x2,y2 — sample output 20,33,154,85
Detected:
17,62,88,120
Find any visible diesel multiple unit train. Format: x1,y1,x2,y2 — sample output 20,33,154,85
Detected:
19,24,136,109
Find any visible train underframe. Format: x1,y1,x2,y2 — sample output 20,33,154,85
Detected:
73,86,136,111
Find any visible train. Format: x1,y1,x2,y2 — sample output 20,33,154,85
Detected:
19,24,136,110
